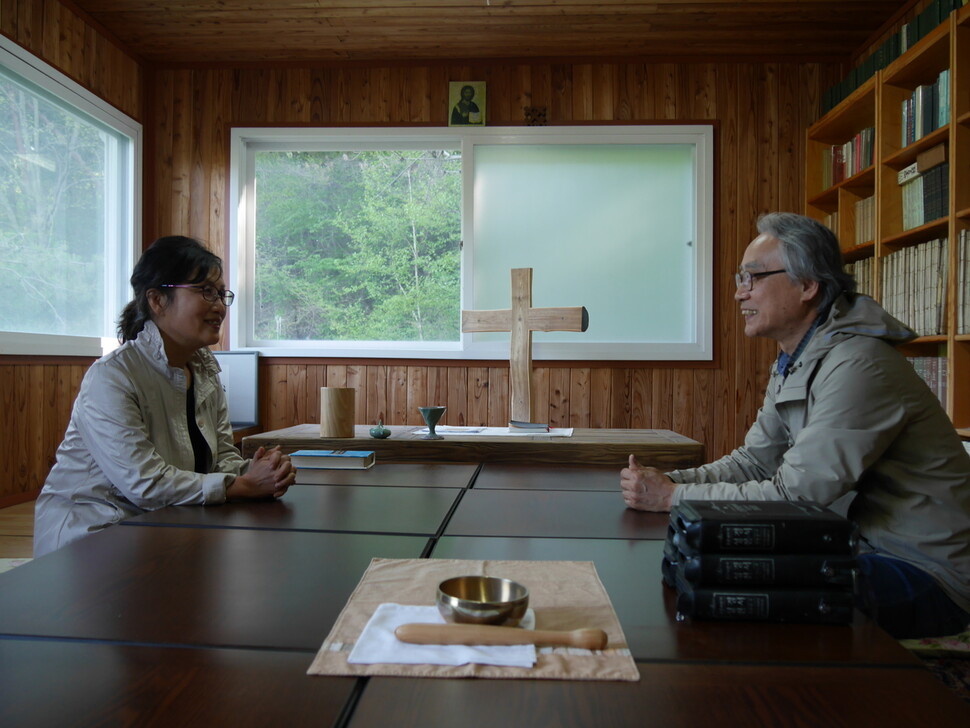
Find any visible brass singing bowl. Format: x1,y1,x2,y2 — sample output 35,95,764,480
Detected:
437,575,530,627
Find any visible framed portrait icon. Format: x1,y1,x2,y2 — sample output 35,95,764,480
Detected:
449,81,486,126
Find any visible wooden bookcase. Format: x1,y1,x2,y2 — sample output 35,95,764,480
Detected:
806,5,970,438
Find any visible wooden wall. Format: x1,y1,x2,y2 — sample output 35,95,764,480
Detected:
1,0,861,505
0,0,142,120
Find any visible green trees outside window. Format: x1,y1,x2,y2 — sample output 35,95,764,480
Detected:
254,149,462,342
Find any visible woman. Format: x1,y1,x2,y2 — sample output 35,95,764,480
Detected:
34,236,294,556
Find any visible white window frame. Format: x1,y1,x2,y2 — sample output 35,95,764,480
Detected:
229,125,713,361
0,37,141,357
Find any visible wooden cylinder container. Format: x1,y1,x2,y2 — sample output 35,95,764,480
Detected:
319,387,356,437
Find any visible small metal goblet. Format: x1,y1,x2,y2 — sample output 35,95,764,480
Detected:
418,406,447,440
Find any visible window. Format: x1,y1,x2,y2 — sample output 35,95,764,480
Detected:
0,38,140,356
230,125,713,360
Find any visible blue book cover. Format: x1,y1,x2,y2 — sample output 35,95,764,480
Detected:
290,450,376,469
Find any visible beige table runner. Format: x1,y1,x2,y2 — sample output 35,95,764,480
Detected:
308,558,640,681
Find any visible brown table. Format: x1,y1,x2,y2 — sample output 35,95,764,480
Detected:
0,525,427,650
242,424,705,468
473,463,625,490
5,450,966,724
293,462,479,488
0,639,358,728
123,484,462,537
442,489,671,540
432,537,914,666
349,662,969,728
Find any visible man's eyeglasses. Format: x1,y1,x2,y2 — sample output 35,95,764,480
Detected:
160,284,235,307
735,269,787,291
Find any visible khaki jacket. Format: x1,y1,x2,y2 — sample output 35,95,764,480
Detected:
669,294,970,611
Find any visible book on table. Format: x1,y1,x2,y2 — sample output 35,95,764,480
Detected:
508,420,550,432
662,538,857,589
670,500,859,554
673,575,856,625
663,501,858,625
290,449,376,470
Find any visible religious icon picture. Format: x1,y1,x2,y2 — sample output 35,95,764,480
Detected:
448,81,486,126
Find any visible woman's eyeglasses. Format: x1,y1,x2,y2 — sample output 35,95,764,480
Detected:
160,284,235,306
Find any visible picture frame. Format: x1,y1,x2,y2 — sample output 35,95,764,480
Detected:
448,81,486,126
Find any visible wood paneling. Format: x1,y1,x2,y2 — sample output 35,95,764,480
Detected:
0,359,92,507
0,0,142,120
64,1,915,65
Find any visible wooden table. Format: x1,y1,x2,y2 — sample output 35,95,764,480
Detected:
0,525,428,650
473,463,626,490
124,484,463,537
443,489,671,540
2,461,966,725
242,424,705,468
350,662,969,728
0,639,358,728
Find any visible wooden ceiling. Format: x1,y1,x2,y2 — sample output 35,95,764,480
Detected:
71,1,914,66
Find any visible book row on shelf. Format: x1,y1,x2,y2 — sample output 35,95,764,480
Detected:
897,153,949,232
845,257,873,298
852,195,876,245
901,69,950,146
822,211,839,237
907,355,949,408
881,237,949,338
821,127,874,188
958,230,970,336
821,0,967,114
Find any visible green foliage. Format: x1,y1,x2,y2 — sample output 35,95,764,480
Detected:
253,149,461,341
0,75,108,335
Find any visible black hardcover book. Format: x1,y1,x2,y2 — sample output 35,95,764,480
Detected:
671,550,857,588
674,576,856,625
670,500,858,555
661,537,681,588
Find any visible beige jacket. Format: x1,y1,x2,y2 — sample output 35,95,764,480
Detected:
34,321,248,557
669,294,970,612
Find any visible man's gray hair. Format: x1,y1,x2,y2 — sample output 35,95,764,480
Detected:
756,212,856,312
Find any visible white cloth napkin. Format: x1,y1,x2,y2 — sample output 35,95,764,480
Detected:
347,603,537,668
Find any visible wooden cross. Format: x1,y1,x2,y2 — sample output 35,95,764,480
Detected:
461,268,589,424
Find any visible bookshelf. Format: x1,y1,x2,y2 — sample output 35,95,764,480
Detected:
805,5,970,438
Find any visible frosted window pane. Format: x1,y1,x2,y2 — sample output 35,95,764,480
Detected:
472,144,695,344
0,51,134,341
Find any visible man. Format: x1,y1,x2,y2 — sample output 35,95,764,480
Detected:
620,212,970,638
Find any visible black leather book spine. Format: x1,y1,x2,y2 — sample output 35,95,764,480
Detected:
674,582,856,624
671,502,858,555
677,553,857,588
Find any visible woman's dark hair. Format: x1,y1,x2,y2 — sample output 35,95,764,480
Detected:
117,236,223,342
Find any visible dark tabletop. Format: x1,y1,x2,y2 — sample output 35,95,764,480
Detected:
0,638,358,728
123,484,462,537
442,489,671,539
472,463,624,491
0,525,428,650
431,536,917,666
348,662,969,728
294,462,479,488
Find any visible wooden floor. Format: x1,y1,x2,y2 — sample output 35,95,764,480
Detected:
0,502,35,559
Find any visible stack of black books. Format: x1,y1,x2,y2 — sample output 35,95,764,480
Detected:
663,500,859,625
